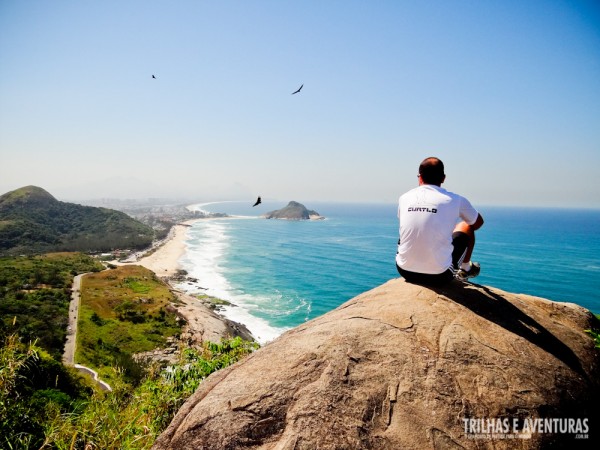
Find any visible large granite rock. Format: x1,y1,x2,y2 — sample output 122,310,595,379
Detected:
152,279,600,449
263,201,323,220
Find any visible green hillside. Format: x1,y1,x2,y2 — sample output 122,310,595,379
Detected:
0,252,104,359
0,186,155,255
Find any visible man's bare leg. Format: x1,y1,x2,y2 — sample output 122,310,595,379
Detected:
454,221,476,264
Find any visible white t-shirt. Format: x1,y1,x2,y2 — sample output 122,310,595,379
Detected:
396,185,479,274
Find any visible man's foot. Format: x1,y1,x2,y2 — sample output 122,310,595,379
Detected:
456,262,480,280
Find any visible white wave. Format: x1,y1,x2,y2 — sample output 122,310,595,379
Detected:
305,301,312,322
178,219,288,345
218,301,288,344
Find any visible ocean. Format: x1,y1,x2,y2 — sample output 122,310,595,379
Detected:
176,201,600,343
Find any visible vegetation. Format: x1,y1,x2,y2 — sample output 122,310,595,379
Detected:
77,265,181,385
1,333,258,449
0,334,95,449
0,186,156,256
1,252,258,448
195,293,232,311
0,230,261,449
585,314,600,349
0,253,103,359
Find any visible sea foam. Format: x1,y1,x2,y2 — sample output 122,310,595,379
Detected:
178,209,289,344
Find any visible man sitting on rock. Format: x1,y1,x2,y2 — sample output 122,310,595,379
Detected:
396,157,484,286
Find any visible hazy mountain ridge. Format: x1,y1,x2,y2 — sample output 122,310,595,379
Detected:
0,186,155,255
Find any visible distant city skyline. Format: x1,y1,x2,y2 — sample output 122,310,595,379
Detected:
1,1,599,208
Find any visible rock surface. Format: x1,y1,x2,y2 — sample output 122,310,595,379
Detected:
170,290,254,344
152,279,600,449
263,201,323,220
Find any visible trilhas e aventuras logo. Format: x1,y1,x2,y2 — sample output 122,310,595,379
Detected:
463,417,589,440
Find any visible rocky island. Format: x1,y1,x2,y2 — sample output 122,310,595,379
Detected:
263,201,324,220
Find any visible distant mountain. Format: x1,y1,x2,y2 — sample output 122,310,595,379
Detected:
263,201,324,220
0,186,155,255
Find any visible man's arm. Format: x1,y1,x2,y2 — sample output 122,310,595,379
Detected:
471,213,484,230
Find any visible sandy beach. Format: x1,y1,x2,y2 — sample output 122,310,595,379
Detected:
136,220,196,277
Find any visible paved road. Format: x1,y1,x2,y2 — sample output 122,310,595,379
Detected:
62,273,83,366
74,364,112,391
62,273,112,391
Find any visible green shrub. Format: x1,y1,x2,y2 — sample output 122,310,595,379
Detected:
585,328,600,349
0,335,93,449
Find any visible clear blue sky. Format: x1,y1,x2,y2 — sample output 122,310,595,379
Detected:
1,0,599,207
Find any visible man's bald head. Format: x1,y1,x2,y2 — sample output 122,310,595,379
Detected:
419,157,445,186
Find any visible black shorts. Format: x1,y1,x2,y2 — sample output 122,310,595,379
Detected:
396,231,469,286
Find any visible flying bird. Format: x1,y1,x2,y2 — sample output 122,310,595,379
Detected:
252,196,262,207
291,84,303,95
152,75,156,79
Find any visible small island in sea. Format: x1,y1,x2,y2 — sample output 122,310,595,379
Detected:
263,201,324,221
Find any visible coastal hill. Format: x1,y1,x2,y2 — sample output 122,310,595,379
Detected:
263,201,324,220
152,279,599,449
0,185,155,255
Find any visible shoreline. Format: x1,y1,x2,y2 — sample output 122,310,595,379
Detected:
136,220,197,277
136,220,256,344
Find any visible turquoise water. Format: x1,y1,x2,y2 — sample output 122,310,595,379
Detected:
177,202,600,343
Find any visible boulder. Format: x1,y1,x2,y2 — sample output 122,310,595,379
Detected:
152,279,600,449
